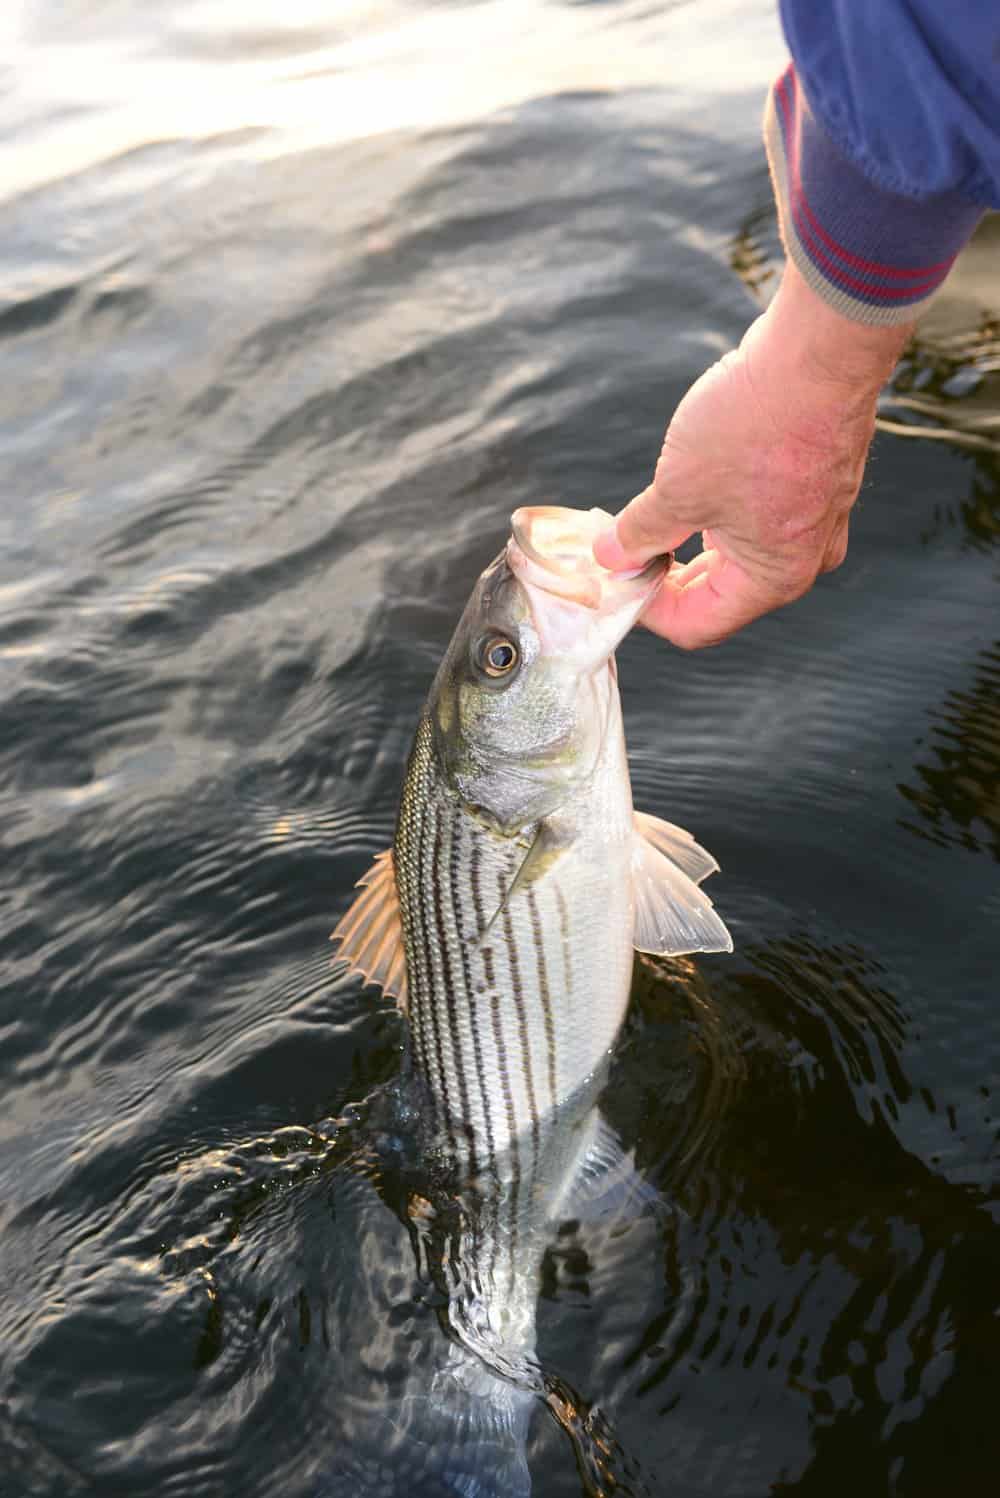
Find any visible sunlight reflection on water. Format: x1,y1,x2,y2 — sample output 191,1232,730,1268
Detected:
4,2,785,199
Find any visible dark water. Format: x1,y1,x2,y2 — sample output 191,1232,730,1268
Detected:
2,3,998,1495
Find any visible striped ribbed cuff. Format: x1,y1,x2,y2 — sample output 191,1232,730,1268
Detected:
764,63,983,326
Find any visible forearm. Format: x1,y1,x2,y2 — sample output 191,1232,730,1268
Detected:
754,257,915,422
594,3,998,648
593,263,918,646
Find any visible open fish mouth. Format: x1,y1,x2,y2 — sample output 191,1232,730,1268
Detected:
507,505,669,610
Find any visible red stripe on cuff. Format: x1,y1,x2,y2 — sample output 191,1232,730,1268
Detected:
774,68,956,288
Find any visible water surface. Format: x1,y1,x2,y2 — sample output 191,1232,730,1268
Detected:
1,3,998,1495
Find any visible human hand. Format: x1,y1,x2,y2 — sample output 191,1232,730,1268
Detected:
594,261,916,647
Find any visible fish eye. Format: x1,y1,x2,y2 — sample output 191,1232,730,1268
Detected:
478,634,519,678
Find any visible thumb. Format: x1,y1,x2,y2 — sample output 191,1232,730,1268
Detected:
593,484,696,572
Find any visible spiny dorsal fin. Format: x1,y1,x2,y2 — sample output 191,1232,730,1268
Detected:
331,849,408,1012
632,830,733,956
634,809,720,885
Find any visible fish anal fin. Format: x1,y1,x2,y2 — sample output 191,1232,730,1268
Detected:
632,830,733,957
558,1115,665,1227
331,849,408,1012
634,809,720,884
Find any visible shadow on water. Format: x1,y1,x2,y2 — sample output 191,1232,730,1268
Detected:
891,444,1000,861
898,634,1000,862
618,942,999,1498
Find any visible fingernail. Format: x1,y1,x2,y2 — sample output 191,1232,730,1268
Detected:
593,526,630,571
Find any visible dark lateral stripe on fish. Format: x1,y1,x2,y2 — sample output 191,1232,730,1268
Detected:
449,814,489,1179
501,887,541,1164
555,886,573,997
413,796,448,1125
527,887,558,1115
399,788,430,1091
433,815,474,1166
423,801,458,1140
403,816,435,1103
485,885,522,1254
468,835,511,1153
490,973,522,1261
466,831,506,1285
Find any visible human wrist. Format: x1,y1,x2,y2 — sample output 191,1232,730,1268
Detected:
759,259,914,411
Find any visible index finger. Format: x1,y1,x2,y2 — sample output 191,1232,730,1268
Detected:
640,550,778,649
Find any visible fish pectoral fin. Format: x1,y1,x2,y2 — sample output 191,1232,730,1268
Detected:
632,830,733,956
330,849,408,1012
634,809,720,884
477,821,568,943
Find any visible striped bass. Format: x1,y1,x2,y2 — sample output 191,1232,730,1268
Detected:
332,505,731,1494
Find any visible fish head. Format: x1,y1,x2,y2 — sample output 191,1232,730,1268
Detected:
428,505,669,834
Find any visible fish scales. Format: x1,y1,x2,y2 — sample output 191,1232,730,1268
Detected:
396,711,636,1163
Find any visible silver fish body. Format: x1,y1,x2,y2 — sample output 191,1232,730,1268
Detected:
332,506,732,1491
395,701,634,1165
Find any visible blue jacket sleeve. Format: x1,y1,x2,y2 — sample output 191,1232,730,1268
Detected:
764,1,998,326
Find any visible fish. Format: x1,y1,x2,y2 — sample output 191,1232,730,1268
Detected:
331,504,731,1495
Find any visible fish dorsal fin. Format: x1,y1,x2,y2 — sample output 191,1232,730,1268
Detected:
632,828,733,956
634,809,720,885
331,849,408,1012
